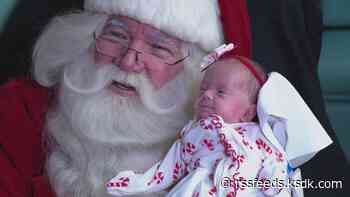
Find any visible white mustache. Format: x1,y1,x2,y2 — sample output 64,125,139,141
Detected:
63,64,117,94
63,59,182,115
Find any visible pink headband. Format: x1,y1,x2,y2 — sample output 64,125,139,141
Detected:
234,55,265,86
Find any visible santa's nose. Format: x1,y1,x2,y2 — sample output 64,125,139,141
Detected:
119,40,146,73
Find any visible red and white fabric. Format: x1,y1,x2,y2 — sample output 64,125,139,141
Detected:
106,115,292,197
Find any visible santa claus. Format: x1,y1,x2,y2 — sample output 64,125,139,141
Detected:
24,0,249,196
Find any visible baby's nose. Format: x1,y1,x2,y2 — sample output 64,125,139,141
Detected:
203,89,215,100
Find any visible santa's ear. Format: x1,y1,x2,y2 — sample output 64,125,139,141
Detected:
240,104,257,122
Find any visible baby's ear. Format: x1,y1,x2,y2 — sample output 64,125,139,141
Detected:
241,104,257,122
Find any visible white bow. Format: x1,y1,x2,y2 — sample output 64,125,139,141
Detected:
257,72,333,168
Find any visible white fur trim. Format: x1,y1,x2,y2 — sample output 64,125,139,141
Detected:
84,0,224,51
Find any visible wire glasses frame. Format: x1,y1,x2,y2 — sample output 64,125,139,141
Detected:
93,31,190,66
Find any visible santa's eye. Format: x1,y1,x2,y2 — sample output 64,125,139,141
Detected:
110,31,129,40
150,43,174,58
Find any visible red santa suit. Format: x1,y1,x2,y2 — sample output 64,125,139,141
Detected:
0,78,54,197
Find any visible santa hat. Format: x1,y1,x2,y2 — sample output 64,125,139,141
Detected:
84,0,251,56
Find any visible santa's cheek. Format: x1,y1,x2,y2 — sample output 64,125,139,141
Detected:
149,72,173,89
150,66,184,89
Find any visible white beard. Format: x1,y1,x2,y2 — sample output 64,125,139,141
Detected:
44,52,198,197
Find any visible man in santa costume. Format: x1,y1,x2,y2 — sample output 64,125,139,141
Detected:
0,0,348,197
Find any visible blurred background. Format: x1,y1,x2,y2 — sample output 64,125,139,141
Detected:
318,0,350,163
0,0,349,162
0,0,83,83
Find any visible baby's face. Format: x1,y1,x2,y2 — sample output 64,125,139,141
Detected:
195,60,254,123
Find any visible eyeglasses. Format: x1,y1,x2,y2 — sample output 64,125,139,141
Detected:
93,29,190,66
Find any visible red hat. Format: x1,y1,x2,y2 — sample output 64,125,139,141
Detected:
218,0,252,58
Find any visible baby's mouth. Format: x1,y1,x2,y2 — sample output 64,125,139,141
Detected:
198,104,214,114
199,106,213,112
